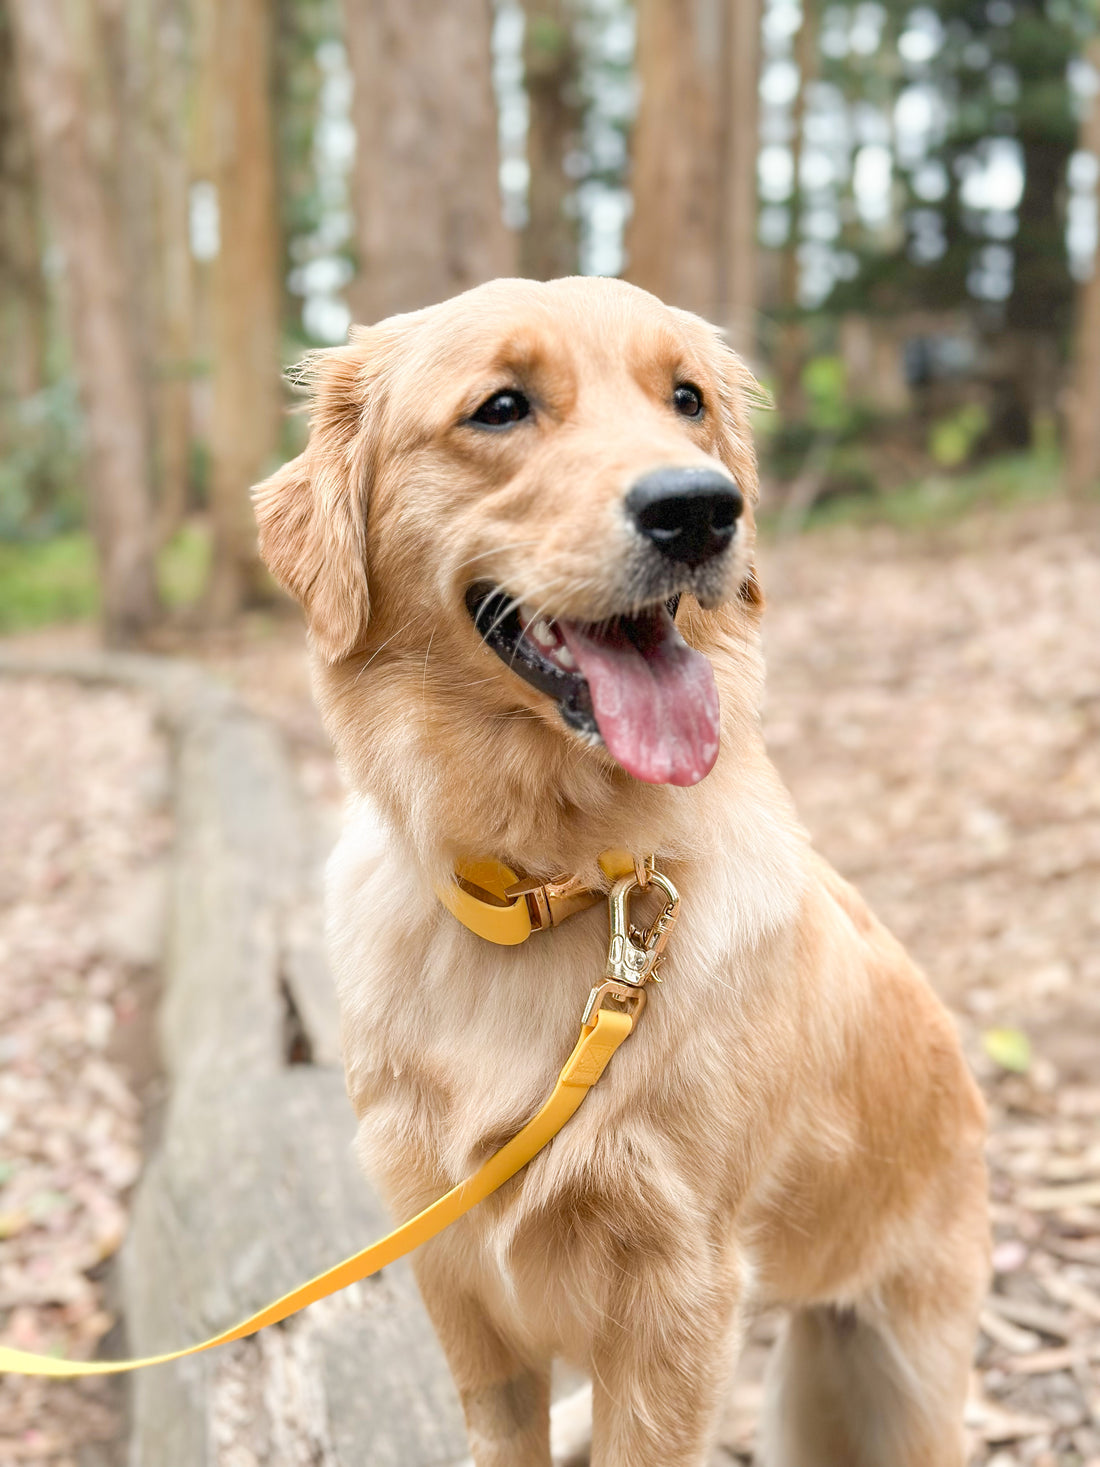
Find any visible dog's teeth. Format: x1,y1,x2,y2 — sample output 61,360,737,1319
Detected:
554,644,577,670
532,619,557,648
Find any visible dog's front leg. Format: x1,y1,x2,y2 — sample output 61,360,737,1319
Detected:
588,1247,743,1467
414,1252,552,1467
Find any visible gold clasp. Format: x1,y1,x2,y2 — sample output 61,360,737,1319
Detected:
581,978,647,1027
605,868,680,987
582,864,679,1026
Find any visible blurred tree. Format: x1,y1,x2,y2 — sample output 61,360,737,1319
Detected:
343,0,514,321
973,1,1080,446
628,0,726,317
828,0,1085,447
720,0,763,352
8,0,159,643
0,7,46,411
149,0,194,544
774,0,816,419
627,0,762,348
1066,34,1100,495
87,0,193,545
523,0,582,278
197,0,284,620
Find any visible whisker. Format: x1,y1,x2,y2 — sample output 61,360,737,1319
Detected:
353,622,413,684
452,539,543,574
420,629,435,718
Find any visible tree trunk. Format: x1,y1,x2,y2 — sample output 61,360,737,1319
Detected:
1066,37,1100,497
775,0,813,417
522,0,581,280
0,9,46,407
718,0,762,356
344,0,514,322
201,0,283,620
627,0,762,340
72,0,192,545
9,0,159,644
626,0,724,317
150,0,193,544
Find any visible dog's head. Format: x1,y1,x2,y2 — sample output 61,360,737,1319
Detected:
255,278,765,843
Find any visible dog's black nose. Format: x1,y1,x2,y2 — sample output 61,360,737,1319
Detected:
626,467,743,569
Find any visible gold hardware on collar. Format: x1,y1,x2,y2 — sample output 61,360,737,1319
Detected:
582,866,680,1026
504,871,601,932
439,849,641,945
605,868,680,986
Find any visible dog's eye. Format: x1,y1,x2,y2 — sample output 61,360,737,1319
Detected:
470,390,531,429
673,383,704,418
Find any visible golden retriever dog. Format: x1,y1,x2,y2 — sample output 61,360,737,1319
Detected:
254,276,989,1467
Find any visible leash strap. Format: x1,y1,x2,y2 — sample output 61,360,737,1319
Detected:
0,1008,633,1378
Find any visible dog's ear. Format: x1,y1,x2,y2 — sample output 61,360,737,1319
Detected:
253,334,378,664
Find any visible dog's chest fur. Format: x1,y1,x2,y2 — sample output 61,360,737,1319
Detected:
324,797,827,1352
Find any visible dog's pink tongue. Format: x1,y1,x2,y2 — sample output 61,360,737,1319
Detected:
558,609,720,786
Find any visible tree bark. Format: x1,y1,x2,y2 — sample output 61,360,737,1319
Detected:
1066,37,1100,497
626,0,724,317
8,0,159,644
522,0,581,280
150,0,194,543
627,0,762,342
0,9,46,407
775,0,813,417
69,0,192,544
201,0,283,620
718,0,762,355
344,0,514,322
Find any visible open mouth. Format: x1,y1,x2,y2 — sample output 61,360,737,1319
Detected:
466,585,720,786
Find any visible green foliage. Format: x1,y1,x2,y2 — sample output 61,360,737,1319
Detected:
160,522,212,609
0,382,85,538
782,446,1066,534
0,523,211,633
801,355,855,435
0,534,98,631
929,403,990,467
813,0,1092,453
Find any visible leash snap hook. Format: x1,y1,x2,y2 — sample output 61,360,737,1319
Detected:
604,867,680,990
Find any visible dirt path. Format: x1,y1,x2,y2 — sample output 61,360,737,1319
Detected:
756,503,1100,1466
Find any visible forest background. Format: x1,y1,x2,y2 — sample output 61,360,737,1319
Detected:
3,6,1100,1463
3,0,1100,646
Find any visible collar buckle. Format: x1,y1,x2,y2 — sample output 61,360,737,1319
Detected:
504,872,601,932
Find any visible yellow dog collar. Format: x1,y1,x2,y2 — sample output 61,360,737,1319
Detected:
437,848,640,944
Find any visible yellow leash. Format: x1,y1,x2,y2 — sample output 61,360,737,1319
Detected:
0,854,677,1380
0,1008,632,1377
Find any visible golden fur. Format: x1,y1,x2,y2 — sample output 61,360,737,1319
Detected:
254,277,989,1466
